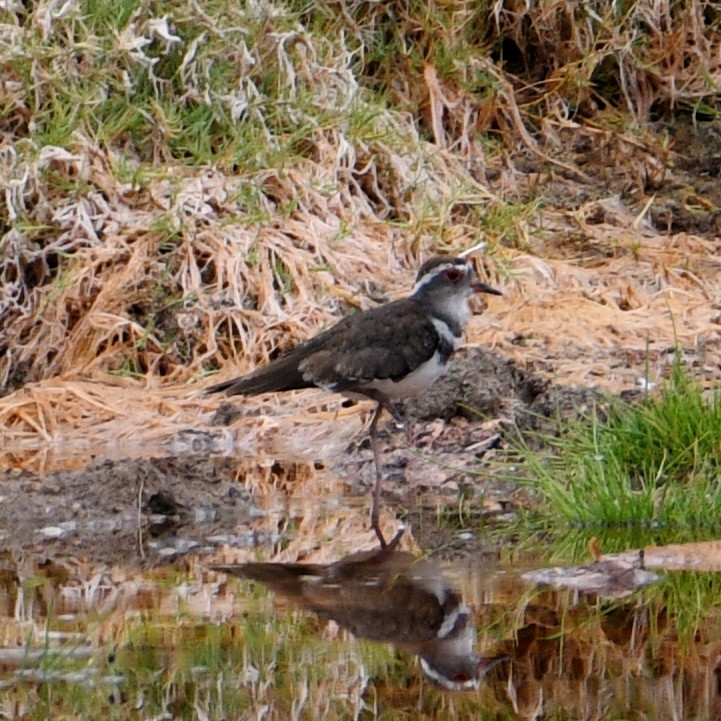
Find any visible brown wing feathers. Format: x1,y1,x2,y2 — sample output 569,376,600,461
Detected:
207,298,439,396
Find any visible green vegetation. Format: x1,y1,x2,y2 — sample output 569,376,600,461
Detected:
3,0,721,715
515,360,721,538
503,359,721,642
2,0,405,171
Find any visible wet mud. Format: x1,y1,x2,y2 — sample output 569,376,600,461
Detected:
0,347,610,568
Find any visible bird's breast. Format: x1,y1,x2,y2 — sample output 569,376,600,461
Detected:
362,351,448,399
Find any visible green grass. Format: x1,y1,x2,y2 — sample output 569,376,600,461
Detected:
500,358,721,642
513,360,721,536
3,0,402,172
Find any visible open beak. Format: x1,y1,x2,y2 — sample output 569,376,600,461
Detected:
472,281,502,296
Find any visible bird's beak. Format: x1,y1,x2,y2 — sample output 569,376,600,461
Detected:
478,654,510,674
471,281,502,296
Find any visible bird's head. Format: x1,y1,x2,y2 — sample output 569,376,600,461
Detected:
419,602,508,691
412,256,500,298
411,256,501,324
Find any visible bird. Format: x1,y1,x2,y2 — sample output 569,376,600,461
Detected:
207,255,501,547
211,531,508,691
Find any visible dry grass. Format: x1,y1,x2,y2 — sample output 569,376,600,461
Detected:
3,6,721,715
1,0,720,462
3,222,719,465
484,221,721,389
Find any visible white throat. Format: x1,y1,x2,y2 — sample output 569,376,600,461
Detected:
430,291,472,330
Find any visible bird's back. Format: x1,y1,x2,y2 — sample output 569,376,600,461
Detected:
207,297,440,397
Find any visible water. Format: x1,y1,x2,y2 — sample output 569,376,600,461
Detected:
1,454,720,719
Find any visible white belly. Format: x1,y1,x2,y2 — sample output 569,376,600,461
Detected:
362,352,447,400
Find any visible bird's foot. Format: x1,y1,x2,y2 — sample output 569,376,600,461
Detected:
385,401,407,427
385,525,405,551
370,506,387,549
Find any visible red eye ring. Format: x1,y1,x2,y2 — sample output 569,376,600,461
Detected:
444,267,463,282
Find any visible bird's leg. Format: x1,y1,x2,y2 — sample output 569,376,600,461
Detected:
368,401,387,549
380,400,415,445
361,389,403,549
383,525,405,552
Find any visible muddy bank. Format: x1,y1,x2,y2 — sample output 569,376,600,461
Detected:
0,348,622,568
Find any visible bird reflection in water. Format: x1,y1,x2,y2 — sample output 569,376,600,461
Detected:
212,530,507,691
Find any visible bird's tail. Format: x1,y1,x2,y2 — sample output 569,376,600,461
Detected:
211,562,325,589
206,354,312,396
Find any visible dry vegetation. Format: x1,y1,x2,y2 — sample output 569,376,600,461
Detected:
1,0,721,457
3,3,721,715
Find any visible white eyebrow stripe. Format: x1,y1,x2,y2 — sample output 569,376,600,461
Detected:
411,263,467,295
420,658,480,691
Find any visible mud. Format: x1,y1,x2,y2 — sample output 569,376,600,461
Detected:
2,120,719,572
524,118,721,238
0,348,613,568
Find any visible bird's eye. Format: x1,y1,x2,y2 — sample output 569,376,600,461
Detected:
444,267,463,282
